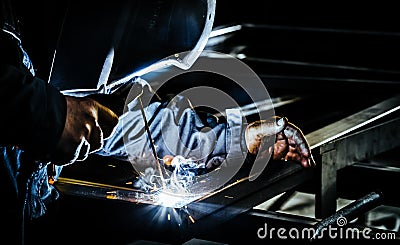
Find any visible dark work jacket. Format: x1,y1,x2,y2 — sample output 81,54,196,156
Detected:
0,2,66,244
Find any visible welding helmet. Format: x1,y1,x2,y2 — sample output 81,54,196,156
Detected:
49,0,216,92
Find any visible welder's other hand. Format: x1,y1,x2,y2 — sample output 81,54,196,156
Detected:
52,96,119,165
274,118,315,168
245,117,315,168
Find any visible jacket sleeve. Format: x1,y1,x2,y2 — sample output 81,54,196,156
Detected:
0,64,67,161
0,31,67,161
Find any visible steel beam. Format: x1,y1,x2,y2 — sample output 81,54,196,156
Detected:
316,116,400,218
180,160,315,241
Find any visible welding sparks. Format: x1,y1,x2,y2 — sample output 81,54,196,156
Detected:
132,155,207,208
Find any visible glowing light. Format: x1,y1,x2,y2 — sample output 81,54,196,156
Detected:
236,53,246,59
155,190,196,208
106,191,117,199
133,155,207,208
188,215,195,223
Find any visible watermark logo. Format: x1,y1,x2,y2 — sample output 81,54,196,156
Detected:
336,216,347,227
257,216,397,240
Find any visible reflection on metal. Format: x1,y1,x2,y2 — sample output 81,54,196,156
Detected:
214,95,302,118
209,24,400,76
244,56,400,76
206,24,243,47
55,177,155,205
306,95,400,149
209,25,242,38
55,177,200,208
315,102,400,218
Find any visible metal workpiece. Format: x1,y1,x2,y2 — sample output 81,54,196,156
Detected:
314,95,400,218
54,158,315,242
311,191,384,241
306,94,400,150
179,160,316,239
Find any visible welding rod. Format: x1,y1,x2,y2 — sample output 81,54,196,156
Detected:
137,96,167,188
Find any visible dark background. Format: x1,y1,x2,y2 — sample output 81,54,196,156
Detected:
214,1,400,31
12,1,400,81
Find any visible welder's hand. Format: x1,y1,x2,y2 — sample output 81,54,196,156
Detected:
52,96,119,165
245,117,315,168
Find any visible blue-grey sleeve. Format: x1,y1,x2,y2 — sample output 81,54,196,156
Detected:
98,77,248,172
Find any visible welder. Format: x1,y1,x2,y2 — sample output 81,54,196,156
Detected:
0,1,119,244
0,1,314,244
